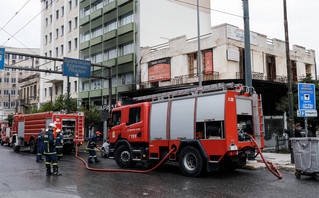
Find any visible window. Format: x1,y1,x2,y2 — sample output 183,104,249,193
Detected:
266,54,276,81
12,55,16,60
5,54,9,59
19,55,23,60
46,1,48,9
56,10,59,20
45,53,47,57
119,42,133,56
104,48,117,60
91,0,102,12
25,56,29,60
74,17,78,28
74,38,78,49
45,88,47,97
12,68,16,71
50,15,52,24
49,50,52,57
11,102,15,107
49,87,52,97
11,78,16,83
82,81,89,91
0,90,1,95
56,28,59,38
74,81,77,92
45,35,48,45
0,78,2,83
91,79,102,90
80,31,90,43
56,47,59,57
49,32,52,42
69,0,72,11
34,85,37,97
55,85,58,95
104,0,114,6
61,45,64,55
4,90,9,95
68,41,72,52
68,20,72,32
61,6,64,16
188,52,198,75
129,107,141,125
45,18,48,27
91,52,102,63
61,85,63,94
119,12,133,27
11,90,16,95
75,0,78,7
111,111,121,127
119,73,133,85
61,25,64,36
80,6,90,18
4,78,9,83
104,20,117,33
91,25,102,38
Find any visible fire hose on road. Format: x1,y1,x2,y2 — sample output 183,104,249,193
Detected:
75,143,175,173
246,133,283,179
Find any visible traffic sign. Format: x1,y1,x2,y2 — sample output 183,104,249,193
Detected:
63,57,91,78
297,109,318,117
298,83,316,110
0,48,5,70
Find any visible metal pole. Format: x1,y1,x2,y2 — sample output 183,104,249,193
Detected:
197,0,202,89
67,76,70,114
243,0,252,87
283,0,294,163
305,117,308,137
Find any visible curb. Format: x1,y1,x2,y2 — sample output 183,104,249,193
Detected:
244,162,295,172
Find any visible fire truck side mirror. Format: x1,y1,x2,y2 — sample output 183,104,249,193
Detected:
8,119,12,127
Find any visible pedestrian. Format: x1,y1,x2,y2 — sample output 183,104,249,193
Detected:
43,123,62,176
56,129,63,161
36,128,45,162
87,131,101,163
295,124,304,137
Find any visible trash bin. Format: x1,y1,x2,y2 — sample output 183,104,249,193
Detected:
290,137,319,181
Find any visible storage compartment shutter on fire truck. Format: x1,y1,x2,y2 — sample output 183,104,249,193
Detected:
170,98,195,139
18,121,25,138
196,93,225,121
150,102,169,140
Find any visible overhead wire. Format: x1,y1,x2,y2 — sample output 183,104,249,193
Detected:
1,0,57,46
174,0,242,18
0,0,31,33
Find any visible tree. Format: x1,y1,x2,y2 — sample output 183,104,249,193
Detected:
35,94,77,113
276,74,319,136
81,105,101,131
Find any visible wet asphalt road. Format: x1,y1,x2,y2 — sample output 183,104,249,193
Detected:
0,145,318,198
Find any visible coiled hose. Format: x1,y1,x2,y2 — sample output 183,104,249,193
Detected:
246,133,283,179
75,144,175,173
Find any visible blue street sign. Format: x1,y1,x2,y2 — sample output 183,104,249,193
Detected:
63,57,91,78
0,48,5,70
297,109,318,117
298,83,315,110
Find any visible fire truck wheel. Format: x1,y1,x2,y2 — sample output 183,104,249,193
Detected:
30,139,36,154
179,146,204,177
114,145,136,168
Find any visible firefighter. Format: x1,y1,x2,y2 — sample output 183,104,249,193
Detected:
44,123,62,176
55,129,63,161
87,131,101,163
36,128,45,162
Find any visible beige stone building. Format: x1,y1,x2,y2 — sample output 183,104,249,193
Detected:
0,46,40,120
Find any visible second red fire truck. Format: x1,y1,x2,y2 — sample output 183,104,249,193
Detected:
108,83,264,176
6,111,85,153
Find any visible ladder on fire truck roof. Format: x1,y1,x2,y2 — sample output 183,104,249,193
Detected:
133,82,244,101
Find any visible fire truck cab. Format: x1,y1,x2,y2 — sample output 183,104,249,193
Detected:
108,83,264,176
0,122,9,146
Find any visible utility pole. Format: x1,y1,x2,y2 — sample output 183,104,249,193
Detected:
67,76,70,114
283,0,294,163
243,0,252,87
197,0,202,89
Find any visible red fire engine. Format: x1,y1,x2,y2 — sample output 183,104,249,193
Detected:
108,83,264,176
7,111,85,153
0,121,9,146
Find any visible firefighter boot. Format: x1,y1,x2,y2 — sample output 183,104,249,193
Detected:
94,157,101,163
53,167,62,176
46,168,52,176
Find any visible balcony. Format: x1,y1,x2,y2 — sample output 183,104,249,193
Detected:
79,15,90,25
118,23,134,36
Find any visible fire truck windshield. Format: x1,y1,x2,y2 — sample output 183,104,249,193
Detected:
237,115,254,141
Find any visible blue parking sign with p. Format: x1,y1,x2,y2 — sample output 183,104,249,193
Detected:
0,48,4,70
298,83,315,110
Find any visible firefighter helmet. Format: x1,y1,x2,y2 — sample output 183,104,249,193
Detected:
56,129,61,133
49,123,56,128
96,131,101,135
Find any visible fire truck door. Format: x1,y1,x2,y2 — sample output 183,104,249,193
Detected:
126,107,142,141
110,110,123,140
6,128,10,137
18,121,25,138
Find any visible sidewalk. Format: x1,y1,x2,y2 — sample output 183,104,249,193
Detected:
245,152,295,172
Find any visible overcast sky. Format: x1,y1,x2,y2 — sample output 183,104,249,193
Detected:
0,0,318,64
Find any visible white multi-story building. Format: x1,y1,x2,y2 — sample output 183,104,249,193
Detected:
0,46,40,120
40,0,80,105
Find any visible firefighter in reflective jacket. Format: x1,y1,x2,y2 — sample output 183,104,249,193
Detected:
87,131,101,163
55,129,63,160
36,128,45,162
44,123,62,176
